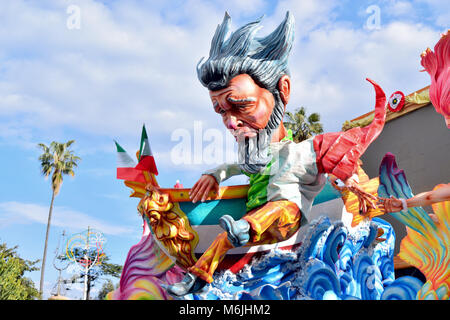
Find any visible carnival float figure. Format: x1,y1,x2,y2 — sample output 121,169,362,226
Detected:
166,12,387,296
378,29,450,232
107,13,449,301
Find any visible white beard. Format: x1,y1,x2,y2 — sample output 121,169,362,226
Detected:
237,95,284,174
237,128,272,174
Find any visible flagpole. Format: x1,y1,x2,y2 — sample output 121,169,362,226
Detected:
83,226,90,300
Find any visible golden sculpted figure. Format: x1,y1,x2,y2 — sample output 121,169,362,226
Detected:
137,183,199,269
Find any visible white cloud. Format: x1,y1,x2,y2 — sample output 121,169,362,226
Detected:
272,0,339,35
387,1,415,16
286,20,440,131
0,0,220,141
0,0,445,145
0,201,134,236
416,0,450,27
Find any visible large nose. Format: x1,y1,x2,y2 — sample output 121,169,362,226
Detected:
224,113,242,130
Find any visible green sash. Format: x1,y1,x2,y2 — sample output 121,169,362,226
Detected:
242,129,293,212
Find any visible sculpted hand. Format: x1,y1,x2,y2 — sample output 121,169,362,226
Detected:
377,196,403,213
189,174,219,203
378,183,450,214
344,177,377,214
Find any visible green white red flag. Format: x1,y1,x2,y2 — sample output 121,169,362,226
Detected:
115,141,146,183
135,124,158,175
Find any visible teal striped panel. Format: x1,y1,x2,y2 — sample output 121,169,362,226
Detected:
312,181,342,205
179,198,247,226
179,180,341,226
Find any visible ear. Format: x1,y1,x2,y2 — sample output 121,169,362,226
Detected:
278,75,291,106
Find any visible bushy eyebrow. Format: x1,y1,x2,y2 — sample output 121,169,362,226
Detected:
227,96,257,103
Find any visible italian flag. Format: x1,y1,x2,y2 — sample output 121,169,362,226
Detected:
135,124,158,175
115,141,146,183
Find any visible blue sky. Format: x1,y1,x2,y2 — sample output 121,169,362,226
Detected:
0,0,448,299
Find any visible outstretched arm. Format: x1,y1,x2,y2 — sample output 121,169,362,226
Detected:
313,79,386,214
342,174,378,213
189,163,242,203
313,133,379,214
378,183,450,213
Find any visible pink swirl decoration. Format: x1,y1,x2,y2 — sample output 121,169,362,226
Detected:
421,30,450,128
107,219,184,300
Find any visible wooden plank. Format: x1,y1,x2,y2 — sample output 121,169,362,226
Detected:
160,184,250,202
348,85,431,125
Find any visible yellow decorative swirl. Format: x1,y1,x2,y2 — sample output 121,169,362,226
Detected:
405,88,430,105
137,184,199,270
339,166,384,227
399,184,450,300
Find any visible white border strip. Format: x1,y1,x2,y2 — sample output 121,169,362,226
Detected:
193,198,349,254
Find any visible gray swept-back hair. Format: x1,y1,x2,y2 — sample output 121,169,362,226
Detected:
197,12,295,93
197,12,295,174
197,12,295,134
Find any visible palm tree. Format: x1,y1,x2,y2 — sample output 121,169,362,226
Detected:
283,107,324,142
37,140,80,298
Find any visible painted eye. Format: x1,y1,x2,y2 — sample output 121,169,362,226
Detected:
388,91,405,112
213,102,226,115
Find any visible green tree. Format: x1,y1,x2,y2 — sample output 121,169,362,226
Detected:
97,279,119,300
57,248,122,300
37,140,81,297
284,107,324,142
0,243,40,300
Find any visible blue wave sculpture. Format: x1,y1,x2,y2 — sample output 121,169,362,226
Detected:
183,215,422,300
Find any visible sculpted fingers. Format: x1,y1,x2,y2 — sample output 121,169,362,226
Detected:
376,197,386,206
210,179,220,199
201,179,214,202
191,181,207,203
366,192,378,202
364,194,377,210
189,182,201,202
201,177,219,202
359,196,368,214
377,198,388,212
190,177,207,202
191,175,217,203
377,197,402,213
200,179,216,202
